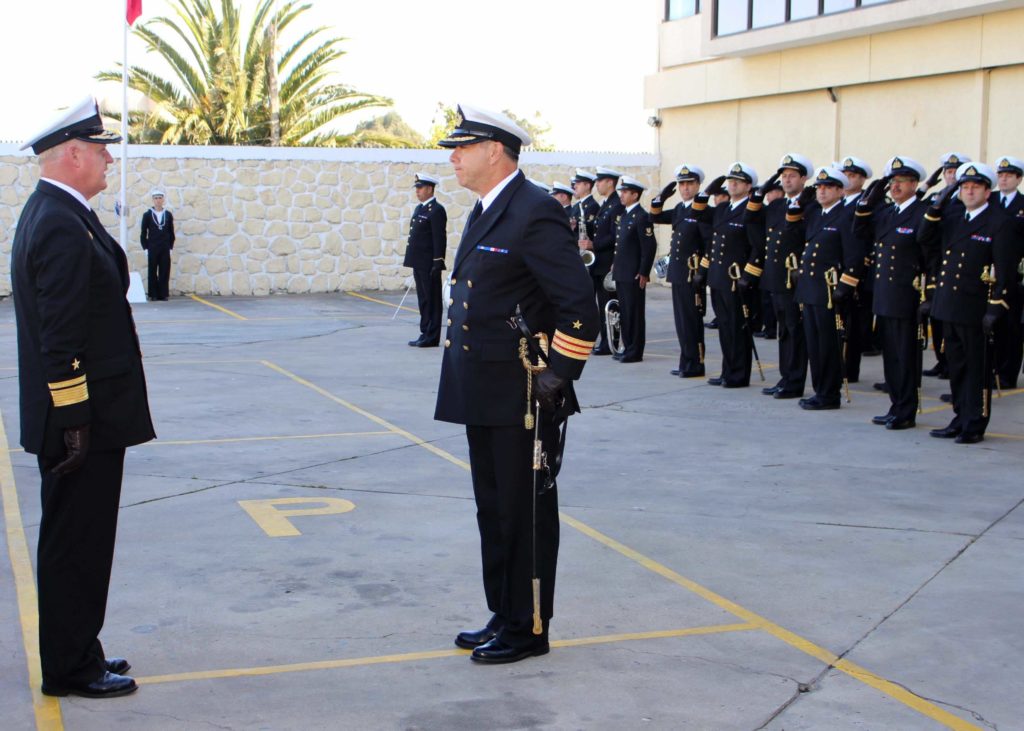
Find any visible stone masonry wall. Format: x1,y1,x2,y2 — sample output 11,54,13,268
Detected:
0,146,658,298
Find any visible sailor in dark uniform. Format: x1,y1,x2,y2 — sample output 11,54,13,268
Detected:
741,153,814,399
589,167,625,354
918,162,1017,443
990,155,1024,388
839,156,879,377
611,176,657,363
139,189,175,300
650,163,710,377
434,104,599,663
788,167,866,410
853,156,929,429
549,181,574,218
693,163,757,388
403,173,448,347
12,96,155,699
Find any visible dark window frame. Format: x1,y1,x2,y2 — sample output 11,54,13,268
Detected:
665,0,701,22
714,0,895,37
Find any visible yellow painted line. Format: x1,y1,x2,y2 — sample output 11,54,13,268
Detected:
136,624,755,685
144,359,258,365
260,361,469,471
188,294,247,320
345,290,418,314
0,410,64,729
144,431,397,447
985,432,1024,441
135,316,353,325
559,513,982,731
920,387,1024,415
238,497,356,537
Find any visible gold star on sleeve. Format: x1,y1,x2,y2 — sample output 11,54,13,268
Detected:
572,320,582,330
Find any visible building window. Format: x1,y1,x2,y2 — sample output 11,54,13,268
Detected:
715,0,896,36
666,0,700,21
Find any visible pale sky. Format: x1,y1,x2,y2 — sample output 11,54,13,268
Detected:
0,0,660,152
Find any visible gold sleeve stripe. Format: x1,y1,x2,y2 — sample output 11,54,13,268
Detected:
552,335,593,354
51,382,89,408
48,374,87,390
989,299,1010,310
855,210,873,217
692,201,707,211
924,213,941,221
699,257,710,268
786,213,804,223
746,201,762,212
553,330,596,348
743,264,763,277
840,273,860,287
552,343,590,361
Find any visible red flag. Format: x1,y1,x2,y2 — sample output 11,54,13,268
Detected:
127,0,142,25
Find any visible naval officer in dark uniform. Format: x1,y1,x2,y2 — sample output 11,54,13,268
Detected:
139,188,175,300
12,96,155,698
839,156,878,378
589,167,625,354
650,163,710,377
611,176,657,362
550,181,575,218
990,155,1024,388
403,173,448,347
918,162,1017,444
434,104,599,663
853,156,929,429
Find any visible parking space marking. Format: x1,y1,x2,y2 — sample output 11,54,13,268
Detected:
0,411,64,730
345,290,418,314
144,431,397,447
188,294,248,320
136,624,756,686
920,387,1024,415
238,497,356,537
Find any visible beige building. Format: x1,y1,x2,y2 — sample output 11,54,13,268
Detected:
646,0,1024,184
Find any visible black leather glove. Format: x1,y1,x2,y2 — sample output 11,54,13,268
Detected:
704,175,727,197
691,270,705,289
833,283,852,305
756,172,781,199
796,186,816,209
534,369,567,413
652,181,676,208
982,312,998,335
52,425,90,476
430,259,444,276
925,166,943,190
930,182,961,216
917,298,932,324
862,177,890,208
737,276,752,292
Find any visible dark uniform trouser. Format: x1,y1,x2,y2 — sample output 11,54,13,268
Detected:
879,314,918,421
944,320,990,436
37,449,125,686
591,272,613,351
412,267,443,344
147,246,171,300
803,303,842,404
671,281,705,375
930,318,948,373
771,291,806,394
760,289,776,335
994,282,1023,388
846,287,874,382
616,279,646,360
711,287,751,386
466,423,559,646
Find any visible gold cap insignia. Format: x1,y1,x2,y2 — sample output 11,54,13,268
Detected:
783,155,793,164
948,155,960,164
999,159,1009,168
730,164,743,174
843,158,854,167
966,166,978,176
679,167,689,176
892,159,903,169
817,170,829,180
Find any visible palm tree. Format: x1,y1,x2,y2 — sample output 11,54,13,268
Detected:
98,0,400,146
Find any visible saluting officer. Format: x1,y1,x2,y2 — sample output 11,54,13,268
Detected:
853,156,930,429
12,96,155,698
571,168,600,240
139,188,175,301
434,104,599,663
403,173,448,347
788,167,866,410
741,153,814,399
612,176,657,363
650,163,711,377
693,163,757,388
839,156,879,377
549,181,574,218
918,162,1017,444
590,167,625,354
990,155,1024,388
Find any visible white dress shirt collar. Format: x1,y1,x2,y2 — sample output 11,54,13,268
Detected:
480,170,520,212
40,177,91,211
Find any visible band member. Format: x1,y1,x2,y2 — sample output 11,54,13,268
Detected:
139,189,175,301
789,167,866,410
589,167,625,354
549,181,574,218
12,96,155,698
693,162,758,388
612,176,657,363
990,155,1024,388
651,163,710,377
918,162,1016,444
742,153,813,399
434,104,599,663
839,156,879,375
403,173,448,347
853,156,929,429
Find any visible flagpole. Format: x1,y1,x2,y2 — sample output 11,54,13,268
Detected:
120,14,128,253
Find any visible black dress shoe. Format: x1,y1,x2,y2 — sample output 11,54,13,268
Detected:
761,385,780,395
707,377,724,386
861,349,881,357
940,393,952,403
929,425,961,439
619,356,643,363
763,331,777,340
470,636,549,664
408,337,426,347
612,353,624,361
871,414,894,425
705,319,718,329
415,340,439,348
592,347,612,356
773,390,802,399
922,365,946,377
455,626,500,650
800,397,839,411
670,369,682,376
752,330,766,338
873,382,888,393
42,671,137,698
105,658,131,675
681,369,706,378
955,432,984,444
886,419,916,430
721,381,749,388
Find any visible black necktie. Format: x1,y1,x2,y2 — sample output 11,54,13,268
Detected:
965,212,971,222
466,200,483,230
1002,197,1009,208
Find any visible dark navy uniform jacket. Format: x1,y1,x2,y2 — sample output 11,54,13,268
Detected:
402,198,448,271
12,181,155,457
695,197,751,292
789,201,865,307
139,208,175,251
853,197,929,319
743,197,802,293
434,172,600,427
651,200,710,284
612,204,657,282
591,192,623,276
